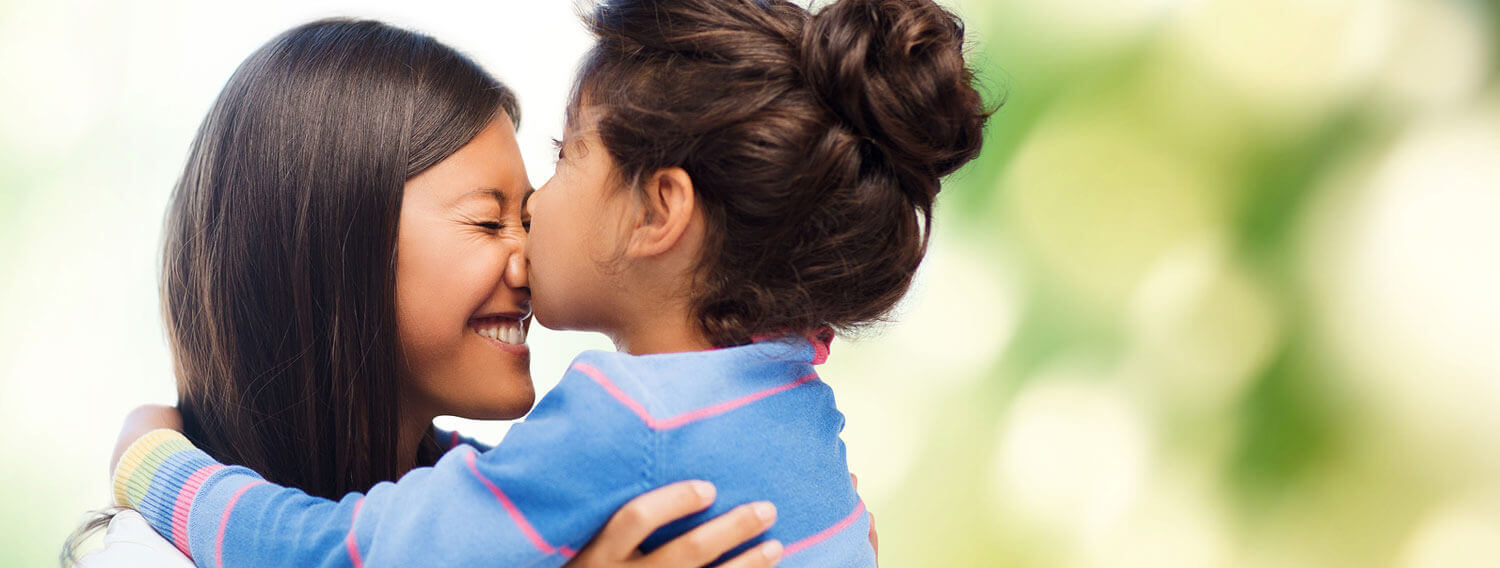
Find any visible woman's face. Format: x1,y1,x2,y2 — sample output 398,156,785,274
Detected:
396,115,536,421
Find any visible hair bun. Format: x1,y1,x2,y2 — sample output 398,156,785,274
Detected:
800,0,987,192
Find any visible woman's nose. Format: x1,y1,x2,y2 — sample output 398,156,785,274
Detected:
504,244,529,290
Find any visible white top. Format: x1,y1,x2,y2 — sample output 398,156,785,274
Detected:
73,510,194,568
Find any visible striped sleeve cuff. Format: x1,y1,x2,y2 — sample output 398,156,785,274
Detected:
111,430,227,548
112,429,207,509
110,429,271,561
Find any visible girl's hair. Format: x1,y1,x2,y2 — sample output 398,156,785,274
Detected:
574,0,992,347
163,19,517,499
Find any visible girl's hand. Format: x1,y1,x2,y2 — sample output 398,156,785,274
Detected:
108,404,183,475
566,480,782,567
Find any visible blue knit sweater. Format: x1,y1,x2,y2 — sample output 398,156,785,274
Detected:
112,336,874,567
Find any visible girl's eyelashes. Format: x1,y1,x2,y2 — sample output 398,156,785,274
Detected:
551,137,565,162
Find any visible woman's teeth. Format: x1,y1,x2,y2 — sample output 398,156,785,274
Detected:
473,320,526,345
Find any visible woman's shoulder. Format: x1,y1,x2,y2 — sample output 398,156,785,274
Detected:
71,510,194,568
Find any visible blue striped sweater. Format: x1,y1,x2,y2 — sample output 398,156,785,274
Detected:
112,335,875,567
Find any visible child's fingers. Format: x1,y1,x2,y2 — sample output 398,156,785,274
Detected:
642,501,776,567
714,540,783,568
594,480,717,558
110,405,183,475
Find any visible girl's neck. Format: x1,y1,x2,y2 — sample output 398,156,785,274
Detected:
609,306,714,355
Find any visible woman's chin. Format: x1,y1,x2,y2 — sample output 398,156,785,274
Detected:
437,358,536,420
454,391,536,421
487,376,537,419
500,388,537,419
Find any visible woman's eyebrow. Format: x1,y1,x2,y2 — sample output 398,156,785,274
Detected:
451,187,509,208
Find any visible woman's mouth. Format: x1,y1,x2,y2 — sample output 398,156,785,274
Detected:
470,316,528,347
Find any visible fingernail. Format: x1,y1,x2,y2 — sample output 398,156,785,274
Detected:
762,540,783,559
753,501,777,523
691,480,715,501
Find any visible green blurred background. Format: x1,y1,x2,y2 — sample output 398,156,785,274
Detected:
3,0,1499,566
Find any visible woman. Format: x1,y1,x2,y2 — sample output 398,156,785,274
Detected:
71,19,779,567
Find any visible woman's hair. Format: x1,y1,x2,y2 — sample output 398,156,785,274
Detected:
574,0,992,347
62,22,512,554
162,19,517,499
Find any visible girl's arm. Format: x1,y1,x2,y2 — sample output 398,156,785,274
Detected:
108,404,180,477
111,369,778,567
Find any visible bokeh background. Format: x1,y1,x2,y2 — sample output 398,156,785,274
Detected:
3,0,1498,566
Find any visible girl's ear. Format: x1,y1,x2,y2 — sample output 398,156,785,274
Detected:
625,167,699,259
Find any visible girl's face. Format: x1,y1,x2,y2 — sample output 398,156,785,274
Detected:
396,116,536,421
525,108,635,333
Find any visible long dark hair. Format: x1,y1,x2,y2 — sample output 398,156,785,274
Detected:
163,19,517,499
575,0,991,347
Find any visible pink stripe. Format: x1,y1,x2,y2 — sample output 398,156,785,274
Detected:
346,498,366,568
214,480,268,568
449,430,460,449
748,329,834,365
169,464,226,555
784,501,868,557
463,451,574,559
570,362,819,430
569,362,658,426
654,373,819,429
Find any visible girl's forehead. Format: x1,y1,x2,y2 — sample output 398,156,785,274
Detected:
564,103,604,133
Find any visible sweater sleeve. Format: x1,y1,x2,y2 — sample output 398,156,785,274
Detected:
111,367,655,568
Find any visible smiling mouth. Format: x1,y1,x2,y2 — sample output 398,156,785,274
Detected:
470,316,528,346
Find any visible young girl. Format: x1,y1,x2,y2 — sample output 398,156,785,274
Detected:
111,0,988,565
